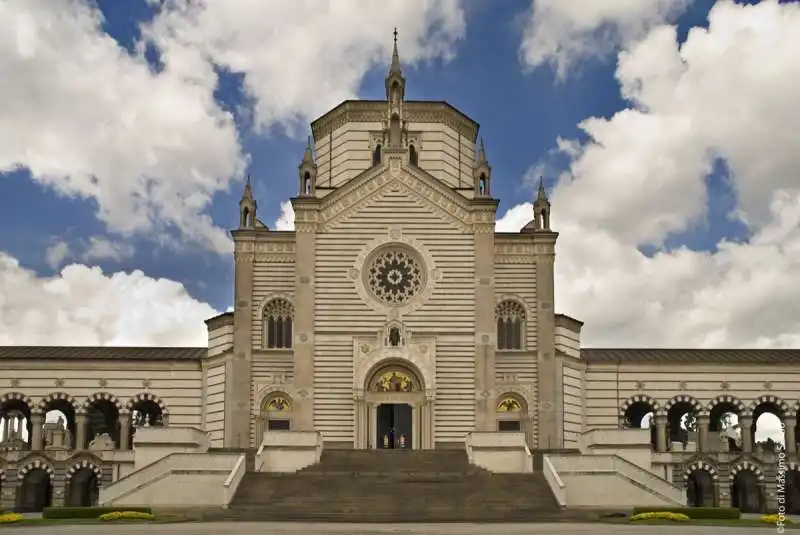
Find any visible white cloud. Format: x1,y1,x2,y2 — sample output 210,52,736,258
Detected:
0,0,246,254
1,0,466,255
144,0,466,134
273,201,295,231
502,0,800,348
81,236,135,263
520,0,691,79
45,241,71,270
0,251,217,346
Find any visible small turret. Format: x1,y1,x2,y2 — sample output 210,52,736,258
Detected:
385,28,407,149
238,175,257,229
298,137,317,196
531,178,551,231
473,138,491,197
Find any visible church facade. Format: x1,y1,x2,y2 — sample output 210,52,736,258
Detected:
1,37,799,515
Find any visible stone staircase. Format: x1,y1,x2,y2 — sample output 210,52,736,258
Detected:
208,449,592,522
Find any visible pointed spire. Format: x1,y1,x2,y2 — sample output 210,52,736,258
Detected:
389,27,402,75
242,174,253,199
537,177,548,202
477,138,487,163
303,136,313,163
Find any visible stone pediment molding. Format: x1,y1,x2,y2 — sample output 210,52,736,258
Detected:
353,338,436,398
320,159,474,233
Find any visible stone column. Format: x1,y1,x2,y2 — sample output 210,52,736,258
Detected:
293,198,319,432
473,216,496,432
740,415,753,453
697,414,709,453
654,414,667,452
533,231,560,449
119,413,131,451
30,413,44,451
228,233,255,448
783,416,796,453
712,480,720,507
75,413,88,450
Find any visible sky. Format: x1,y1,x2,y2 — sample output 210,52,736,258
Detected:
1,0,799,351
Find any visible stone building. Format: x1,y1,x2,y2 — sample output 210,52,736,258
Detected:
1,34,799,515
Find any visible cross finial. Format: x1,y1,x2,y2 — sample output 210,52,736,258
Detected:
393,27,398,45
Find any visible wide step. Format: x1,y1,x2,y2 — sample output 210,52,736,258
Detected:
224,450,562,522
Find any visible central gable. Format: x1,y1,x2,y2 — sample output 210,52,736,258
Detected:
320,156,473,233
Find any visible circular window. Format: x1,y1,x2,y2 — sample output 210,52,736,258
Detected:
365,246,425,306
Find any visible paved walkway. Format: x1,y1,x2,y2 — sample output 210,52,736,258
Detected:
0,523,777,534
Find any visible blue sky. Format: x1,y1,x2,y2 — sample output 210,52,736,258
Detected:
1,0,799,348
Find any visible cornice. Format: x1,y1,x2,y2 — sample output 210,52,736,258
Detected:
310,100,479,141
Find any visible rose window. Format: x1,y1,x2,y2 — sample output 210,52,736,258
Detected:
366,247,424,305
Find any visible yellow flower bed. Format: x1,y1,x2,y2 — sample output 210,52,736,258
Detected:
0,513,24,524
97,511,154,522
630,511,690,522
761,513,793,524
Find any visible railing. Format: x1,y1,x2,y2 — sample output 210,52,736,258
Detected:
542,455,566,507
548,453,685,506
222,454,247,508
100,452,240,505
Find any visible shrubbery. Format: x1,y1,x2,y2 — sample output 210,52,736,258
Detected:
631,506,740,519
98,511,154,522
0,513,24,524
761,514,793,524
42,506,152,519
630,511,689,522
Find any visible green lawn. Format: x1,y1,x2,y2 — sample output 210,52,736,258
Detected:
603,517,800,529
1,515,189,527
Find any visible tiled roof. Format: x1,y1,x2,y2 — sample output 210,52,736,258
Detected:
0,346,206,361
581,348,800,364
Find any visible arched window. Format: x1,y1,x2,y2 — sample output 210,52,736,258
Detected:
263,298,294,349
496,300,525,350
479,174,487,195
496,396,524,432
409,145,418,166
263,395,291,431
372,144,382,166
303,171,312,195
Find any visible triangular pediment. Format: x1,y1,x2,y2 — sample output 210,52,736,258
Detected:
319,157,476,232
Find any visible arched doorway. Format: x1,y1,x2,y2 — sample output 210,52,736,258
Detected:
684,466,717,507
730,467,764,513
786,467,800,514
355,360,433,450
67,467,100,507
17,467,53,513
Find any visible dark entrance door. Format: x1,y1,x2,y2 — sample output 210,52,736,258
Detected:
376,403,412,449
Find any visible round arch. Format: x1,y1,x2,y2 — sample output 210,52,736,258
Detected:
0,392,35,413
256,292,296,317
494,294,532,318
358,354,432,396
255,390,293,438
683,461,718,481
65,459,102,481
37,392,80,415
82,392,125,414
729,461,765,481
125,392,169,418
749,395,791,418
620,394,660,416
706,395,748,416
17,459,55,480
366,361,424,394
662,394,705,417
